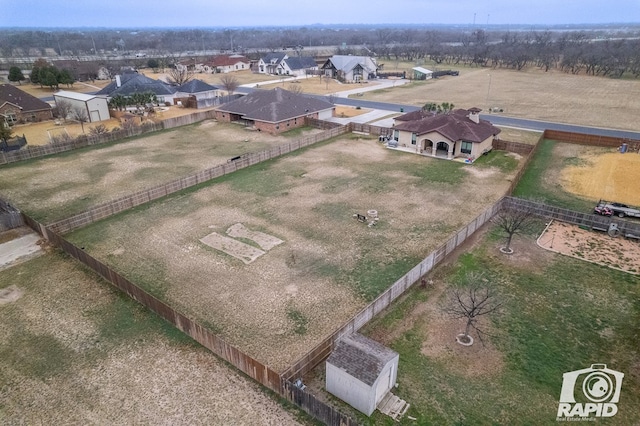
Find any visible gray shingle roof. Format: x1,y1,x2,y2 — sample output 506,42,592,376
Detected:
283,57,317,70
0,84,52,113
327,333,398,386
95,74,177,97
326,55,378,74
262,52,287,64
176,79,218,94
217,87,334,123
394,108,501,143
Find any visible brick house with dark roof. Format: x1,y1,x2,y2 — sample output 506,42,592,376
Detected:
0,84,53,126
214,87,334,134
326,333,399,416
392,107,501,161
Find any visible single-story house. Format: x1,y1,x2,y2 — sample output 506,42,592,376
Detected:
172,79,222,108
326,333,399,416
214,87,334,134
278,57,318,77
392,107,500,160
53,90,110,123
95,73,177,105
211,54,250,73
321,55,378,82
412,66,433,80
0,84,53,126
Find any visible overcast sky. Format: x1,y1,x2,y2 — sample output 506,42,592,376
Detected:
3,0,639,28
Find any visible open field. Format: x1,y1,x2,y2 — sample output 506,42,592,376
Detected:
0,121,323,223
514,139,640,212
65,136,521,371
0,250,307,425
332,223,640,424
358,65,640,131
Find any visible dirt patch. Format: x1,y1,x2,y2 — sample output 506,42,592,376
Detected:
0,285,23,304
537,220,640,275
334,105,370,118
560,151,640,206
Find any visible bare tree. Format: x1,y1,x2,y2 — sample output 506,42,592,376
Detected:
89,124,109,135
55,99,72,122
71,107,89,133
287,83,303,94
219,74,239,96
166,67,193,86
443,273,502,346
493,204,538,253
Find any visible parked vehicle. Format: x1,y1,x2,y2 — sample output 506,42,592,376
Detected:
595,200,640,218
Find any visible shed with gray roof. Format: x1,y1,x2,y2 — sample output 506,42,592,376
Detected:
326,333,399,416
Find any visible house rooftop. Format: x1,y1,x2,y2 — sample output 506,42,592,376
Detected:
95,74,177,97
394,108,500,143
176,79,218,94
0,84,52,112
54,90,98,102
327,333,398,386
217,87,334,123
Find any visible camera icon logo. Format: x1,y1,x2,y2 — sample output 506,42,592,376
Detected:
557,364,624,419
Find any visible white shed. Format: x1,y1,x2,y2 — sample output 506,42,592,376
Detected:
325,333,399,416
54,90,110,123
412,66,434,80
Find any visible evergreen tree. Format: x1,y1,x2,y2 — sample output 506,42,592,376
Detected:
8,66,25,85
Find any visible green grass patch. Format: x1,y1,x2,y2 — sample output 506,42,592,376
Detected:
286,308,309,335
512,139,594,212
359,226,640,424
473,150,520,173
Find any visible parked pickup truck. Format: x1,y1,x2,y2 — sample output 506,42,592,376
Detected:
594,200,640,218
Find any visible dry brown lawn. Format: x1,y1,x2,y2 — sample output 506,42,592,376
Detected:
66,136,521,371
0,251,304,425
560,149,640,206
359,66,640,131
0,121,323,223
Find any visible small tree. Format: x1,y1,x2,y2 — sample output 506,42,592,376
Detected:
8,66,25,85
443,272,502,346
287,83,303,94
220,74,239,96
55,99,73,122
493,204,537,253
71,107,89,133
89,124,109,135
0,123,14,149
147,58,159,72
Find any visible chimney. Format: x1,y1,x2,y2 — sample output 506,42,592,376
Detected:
116,75,121,87
468,107,481,124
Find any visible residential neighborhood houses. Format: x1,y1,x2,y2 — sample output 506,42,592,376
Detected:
321,55,378,82
257,52,318,76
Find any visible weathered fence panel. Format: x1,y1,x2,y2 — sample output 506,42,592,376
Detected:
543,129,640,149
282,381,359,426
0,199,23,231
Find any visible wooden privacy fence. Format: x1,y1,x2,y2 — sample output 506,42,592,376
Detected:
282,380,360,426
543,129,640,149
281,200,503,381
502,196,640,236
48,125,349,233
492,139,536,155
0,199,23,231
0,111,219,166
24,214,282,393
348,122,393,137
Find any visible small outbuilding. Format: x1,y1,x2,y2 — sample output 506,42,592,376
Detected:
53,90,110,123
412,66,433,80
325,333,399,416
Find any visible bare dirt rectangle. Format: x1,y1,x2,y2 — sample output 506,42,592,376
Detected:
66,135,521,371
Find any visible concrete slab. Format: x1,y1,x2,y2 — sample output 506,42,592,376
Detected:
0,233,42,270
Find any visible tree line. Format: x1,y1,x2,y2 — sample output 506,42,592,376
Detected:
3,26,640,78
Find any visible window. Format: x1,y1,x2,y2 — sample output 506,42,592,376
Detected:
393,130,399,141
411,133,417,145
461,141,473,154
